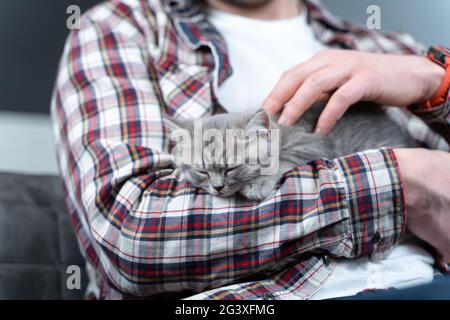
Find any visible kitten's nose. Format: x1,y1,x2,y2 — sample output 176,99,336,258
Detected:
212,185,225,193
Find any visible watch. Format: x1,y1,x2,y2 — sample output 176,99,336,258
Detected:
424,46,450,109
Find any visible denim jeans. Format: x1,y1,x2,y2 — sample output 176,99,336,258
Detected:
334,276,450,300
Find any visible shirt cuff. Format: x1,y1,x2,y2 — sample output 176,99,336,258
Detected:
335,148,407,258
409,101,450,123
409,101,450,144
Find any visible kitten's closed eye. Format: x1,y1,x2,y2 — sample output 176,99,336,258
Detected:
193,170,209,179
224,167,238,176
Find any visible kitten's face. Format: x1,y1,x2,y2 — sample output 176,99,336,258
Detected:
180,163,261,197
164,111,274,197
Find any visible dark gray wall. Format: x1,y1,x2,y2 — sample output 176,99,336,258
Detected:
0,0,448,114
323,0,450,47
0,0,102,114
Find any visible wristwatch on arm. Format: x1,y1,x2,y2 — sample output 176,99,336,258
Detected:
423,46,450,109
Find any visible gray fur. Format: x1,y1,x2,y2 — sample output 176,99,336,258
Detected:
164,102,417,200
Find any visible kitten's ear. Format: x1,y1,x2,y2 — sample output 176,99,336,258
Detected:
163,116,189,146
245,110,271,133
162,115,182,132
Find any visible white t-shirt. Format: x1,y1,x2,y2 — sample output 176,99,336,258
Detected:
208,8,435,300
209,9,326,113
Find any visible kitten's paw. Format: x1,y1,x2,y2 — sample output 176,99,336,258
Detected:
240,180,277,201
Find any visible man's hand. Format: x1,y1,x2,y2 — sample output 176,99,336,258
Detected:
262,50,444,134
395,148,450,264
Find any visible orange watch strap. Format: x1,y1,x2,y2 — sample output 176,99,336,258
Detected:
425,66,450,109
424,46,450,109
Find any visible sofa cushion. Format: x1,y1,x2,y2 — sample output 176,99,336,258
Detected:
0,172,87,299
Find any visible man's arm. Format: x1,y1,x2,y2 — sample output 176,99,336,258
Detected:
395,148,450,262
262,50,446,135
51,4,406,297
261,28,450,262
261,25,450,143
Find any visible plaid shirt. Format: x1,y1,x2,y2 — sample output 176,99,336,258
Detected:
51,0,450,300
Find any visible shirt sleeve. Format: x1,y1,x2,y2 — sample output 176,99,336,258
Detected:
409,94,450,144
51,9,406,297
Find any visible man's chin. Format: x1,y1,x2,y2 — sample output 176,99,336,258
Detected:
216,0,273,9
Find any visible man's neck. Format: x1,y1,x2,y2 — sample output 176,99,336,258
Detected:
205,0,301,20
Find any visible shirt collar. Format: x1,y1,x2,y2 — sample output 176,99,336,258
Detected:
303,0,349,31
162,0,232,85
160,0,354,84
161,0,349,29
161,0,202,18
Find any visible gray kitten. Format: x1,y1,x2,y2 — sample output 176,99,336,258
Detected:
164,102,417,200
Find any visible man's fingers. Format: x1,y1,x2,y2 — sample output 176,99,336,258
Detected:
278,67,350,125
315,77,366,134
317,92,332,102
433,251,450,272
262,58,328,114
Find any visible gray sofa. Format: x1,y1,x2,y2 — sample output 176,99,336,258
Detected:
0,172,87,299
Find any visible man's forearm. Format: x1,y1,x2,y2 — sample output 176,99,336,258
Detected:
394,148,450,262
408,46,450,144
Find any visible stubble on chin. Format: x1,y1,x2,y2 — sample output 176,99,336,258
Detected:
211,0,274,8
